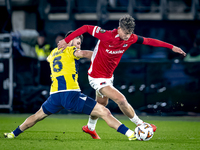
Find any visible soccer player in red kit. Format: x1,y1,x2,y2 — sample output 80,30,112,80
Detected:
58,15,186,139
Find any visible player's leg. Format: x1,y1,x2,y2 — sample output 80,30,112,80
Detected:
82,86,144,138
100,86,134,117
91,103,121,130
84,75,135,137
86,92,109,130
81,94,136,140
100,85,143,125
100,85,157,132
19,107,48,131
95,91,109,106
82,92,108,139
84,76,111,135
4,107,48,138
4,93,63,138
90,102,136,140
85,75,155,135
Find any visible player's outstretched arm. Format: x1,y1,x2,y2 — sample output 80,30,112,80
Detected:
74,50,93,59
142,37,186,56
172,46,186,56
57,25,95,50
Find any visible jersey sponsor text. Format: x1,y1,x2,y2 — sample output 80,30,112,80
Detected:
106,49,125,54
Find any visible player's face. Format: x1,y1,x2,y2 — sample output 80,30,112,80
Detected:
72,37,81,49
118,27,131,41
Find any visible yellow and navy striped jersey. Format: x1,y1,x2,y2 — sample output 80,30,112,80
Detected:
47,46,80,94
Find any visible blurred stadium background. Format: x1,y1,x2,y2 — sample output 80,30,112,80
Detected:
0,0,200,116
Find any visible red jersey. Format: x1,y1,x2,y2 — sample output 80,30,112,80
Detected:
64,25,173,78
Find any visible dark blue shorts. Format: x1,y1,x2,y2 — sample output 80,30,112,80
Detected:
42,91,97,115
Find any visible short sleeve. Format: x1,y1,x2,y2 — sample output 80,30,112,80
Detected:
47,48,56,62
67,46,80,60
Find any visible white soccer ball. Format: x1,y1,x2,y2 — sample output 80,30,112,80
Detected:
134,123,154,141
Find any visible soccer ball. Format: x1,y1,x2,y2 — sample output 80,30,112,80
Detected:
134,123,154,141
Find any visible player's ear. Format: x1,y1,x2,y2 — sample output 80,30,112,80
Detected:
117,27,122,33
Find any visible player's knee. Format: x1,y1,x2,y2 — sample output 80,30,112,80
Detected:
112,94,126,105
101,107,112,118
34,108,48,121
117,98,128,108
98,105,111,118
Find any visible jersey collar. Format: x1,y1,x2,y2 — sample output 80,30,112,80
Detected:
115,34,119,38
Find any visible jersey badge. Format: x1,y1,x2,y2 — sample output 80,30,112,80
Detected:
96,27,101,33
123,44,128,47
100,29,106,33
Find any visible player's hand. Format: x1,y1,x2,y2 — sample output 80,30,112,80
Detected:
172,46,186,56
57,39,70,50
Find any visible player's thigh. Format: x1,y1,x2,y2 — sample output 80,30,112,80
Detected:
100,85,126,104
96,92,109,106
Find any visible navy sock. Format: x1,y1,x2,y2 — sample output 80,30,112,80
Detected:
117,124,129,135
13,126,23,137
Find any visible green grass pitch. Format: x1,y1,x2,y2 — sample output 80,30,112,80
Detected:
0,114,200,150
